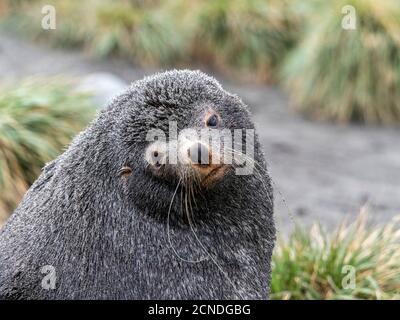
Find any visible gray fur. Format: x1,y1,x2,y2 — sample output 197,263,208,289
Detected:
0,70,275,299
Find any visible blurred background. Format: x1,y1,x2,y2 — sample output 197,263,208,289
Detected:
0,0,399,299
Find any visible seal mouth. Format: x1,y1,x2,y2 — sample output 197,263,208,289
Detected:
200,164,228,187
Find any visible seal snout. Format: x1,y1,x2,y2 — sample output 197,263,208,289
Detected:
145,138,228,187
186,141,227,185
188,142,210,167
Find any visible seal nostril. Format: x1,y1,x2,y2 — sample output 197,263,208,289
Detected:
189,142,209,165
154,162,162,168
150,150,164,169
197,144,202,164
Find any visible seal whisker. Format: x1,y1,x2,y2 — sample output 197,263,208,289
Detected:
167,178,203,263
189,181,198,210
224,147,274,205
181,174,244,298
167,172,206,263
184,185,207,263
183,189,245,299
225,146,294,225
178,165,246,298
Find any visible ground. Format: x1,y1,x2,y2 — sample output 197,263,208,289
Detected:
1,33,399,234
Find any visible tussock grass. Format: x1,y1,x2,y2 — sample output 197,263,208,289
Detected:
1,0,94,48
93,1,186,65
271,208,400,299
189,0,300,82
3,1,400,123
282,0,400,124
1,0,188,66
0,79,95,225
1,0,299,79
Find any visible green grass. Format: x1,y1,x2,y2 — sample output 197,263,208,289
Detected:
189,0,301,82
91,1,187,65
4,0,400,124
282,0,400,124
271,210,400,299
0,0,301,80
1,0,96,48
0,0,189,65
0,79,95,225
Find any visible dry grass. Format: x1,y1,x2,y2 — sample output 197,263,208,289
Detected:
0,79,95,226
271,207,400,299
0,0,301,81
282,0,400,124
3,1,400,123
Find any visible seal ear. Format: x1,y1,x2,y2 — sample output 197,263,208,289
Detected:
118,166,133,178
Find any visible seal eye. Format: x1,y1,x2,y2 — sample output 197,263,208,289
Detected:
206,114,219,127
151,151,163,169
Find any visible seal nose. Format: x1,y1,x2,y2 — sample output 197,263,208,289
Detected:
188,142,210,166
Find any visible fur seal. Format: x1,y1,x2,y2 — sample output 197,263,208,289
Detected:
0,70,275,299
